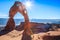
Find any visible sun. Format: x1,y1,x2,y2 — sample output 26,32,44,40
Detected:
25,1,32,7
24,1,32,9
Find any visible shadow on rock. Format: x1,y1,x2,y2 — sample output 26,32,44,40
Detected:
0,29,13,36
43,35,60,40
15,22,24,31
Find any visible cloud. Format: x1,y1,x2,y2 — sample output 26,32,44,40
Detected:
0,12,9,18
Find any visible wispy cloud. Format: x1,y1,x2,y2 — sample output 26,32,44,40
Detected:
0,12,9,18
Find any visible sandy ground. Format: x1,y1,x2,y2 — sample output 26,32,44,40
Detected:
0,30,24,40
0,29,60,40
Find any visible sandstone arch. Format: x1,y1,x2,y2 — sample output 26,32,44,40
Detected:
5,1,32,35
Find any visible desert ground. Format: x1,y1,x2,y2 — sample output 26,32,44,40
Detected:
0,28,60,40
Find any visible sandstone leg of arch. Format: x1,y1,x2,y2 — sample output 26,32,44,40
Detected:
5,18,15,31
23,14,33,35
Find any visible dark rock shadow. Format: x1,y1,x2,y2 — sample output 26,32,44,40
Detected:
0,29,13,36
15,22,24,31
43,35,60,40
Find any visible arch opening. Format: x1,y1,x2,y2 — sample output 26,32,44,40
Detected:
14,12,24,26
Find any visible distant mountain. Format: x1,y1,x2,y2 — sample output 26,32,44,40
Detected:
0,18,60,26
30,19,60,24
0,18,24,26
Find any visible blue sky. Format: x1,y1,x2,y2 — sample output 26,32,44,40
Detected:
0,0,60,19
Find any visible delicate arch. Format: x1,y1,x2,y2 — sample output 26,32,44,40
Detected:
5,1,32,35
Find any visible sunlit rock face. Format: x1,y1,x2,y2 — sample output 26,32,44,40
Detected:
5,1,31,34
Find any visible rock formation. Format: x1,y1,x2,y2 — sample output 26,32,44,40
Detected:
16,22,48,34
5,1,31,35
